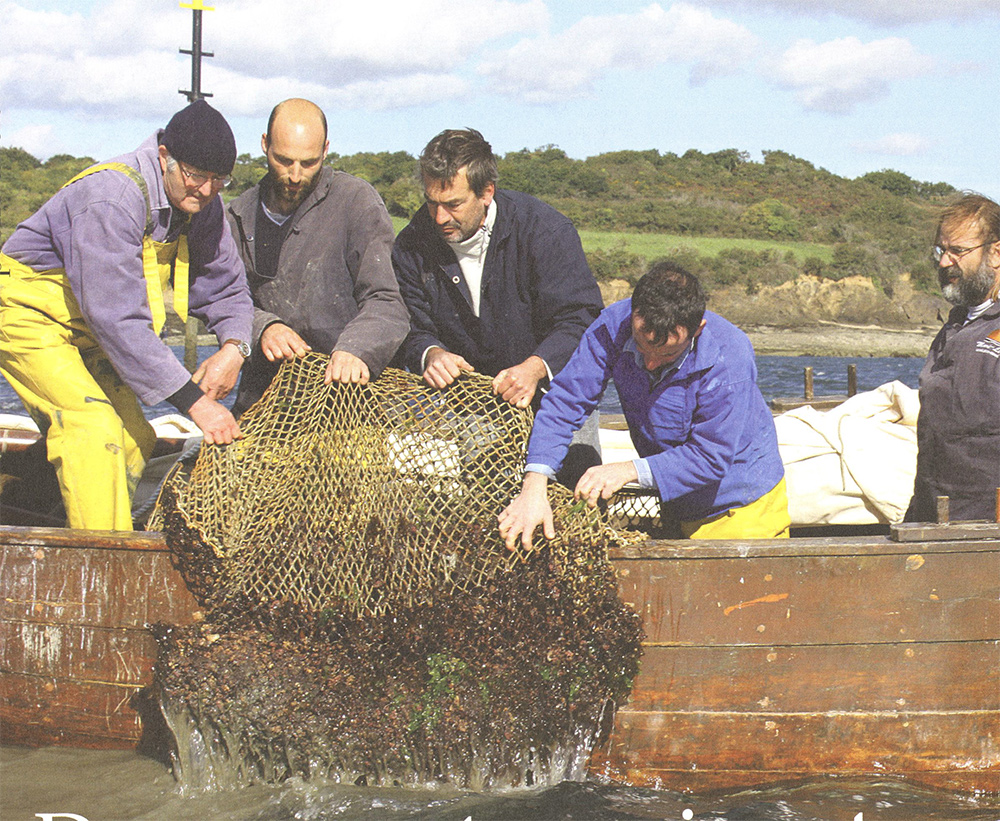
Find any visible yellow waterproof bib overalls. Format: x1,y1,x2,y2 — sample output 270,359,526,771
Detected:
0,163,190,530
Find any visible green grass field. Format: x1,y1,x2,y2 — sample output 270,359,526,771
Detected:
577,230,834,263
391,217,833,263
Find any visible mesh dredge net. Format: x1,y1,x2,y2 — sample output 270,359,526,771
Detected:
153,353,643,789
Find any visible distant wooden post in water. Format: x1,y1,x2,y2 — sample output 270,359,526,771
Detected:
770,364,860,412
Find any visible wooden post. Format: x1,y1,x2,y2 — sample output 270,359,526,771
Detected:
936,496,950,524
184,316,199,373
803,366,814,400
847,364,857,397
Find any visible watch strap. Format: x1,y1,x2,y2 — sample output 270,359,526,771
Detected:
224,338,251,358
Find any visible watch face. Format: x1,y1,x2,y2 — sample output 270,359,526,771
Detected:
237,341,251,358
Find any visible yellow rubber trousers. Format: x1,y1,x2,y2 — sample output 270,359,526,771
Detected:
0,259,155,530
0,163,190,530
681,477,791,539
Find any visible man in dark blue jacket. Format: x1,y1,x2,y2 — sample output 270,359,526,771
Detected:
392,128,604,485
905,193,1000,523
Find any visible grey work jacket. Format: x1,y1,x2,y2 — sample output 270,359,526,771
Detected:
226,167,408,412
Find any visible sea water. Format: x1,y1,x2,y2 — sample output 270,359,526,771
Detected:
2,745,998,820
600,354,922,415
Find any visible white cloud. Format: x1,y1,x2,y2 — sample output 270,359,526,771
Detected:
767,36,934,113
0,124,56,158
694,0,1000,26
852,133,933,156
211,68,471,116
0,50,184,114
479,3,758,102
0,0,545,117
0,0,205,116
2,0,177,59
212,0,548,83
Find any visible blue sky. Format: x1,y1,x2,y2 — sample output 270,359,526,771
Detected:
3,0,998,200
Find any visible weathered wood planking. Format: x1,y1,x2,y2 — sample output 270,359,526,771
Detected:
0,527,200,748
599,536,1000,793
623,643,996,713
1,525,998,794
2,673,156,748
613,548,998,646
591,713,999,794
5,621,159,682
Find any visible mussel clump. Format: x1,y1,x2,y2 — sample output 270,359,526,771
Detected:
152,542,642,790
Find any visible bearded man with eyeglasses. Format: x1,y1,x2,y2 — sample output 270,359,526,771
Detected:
905,193,1000,523
0,100,253,530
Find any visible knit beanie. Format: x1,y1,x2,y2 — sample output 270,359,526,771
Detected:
161,99,237,175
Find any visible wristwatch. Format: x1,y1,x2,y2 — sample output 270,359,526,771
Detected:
224,338,251,359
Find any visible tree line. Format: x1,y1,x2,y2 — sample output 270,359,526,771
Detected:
1,143,956,297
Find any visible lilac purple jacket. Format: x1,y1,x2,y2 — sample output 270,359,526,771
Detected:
2,132,252,406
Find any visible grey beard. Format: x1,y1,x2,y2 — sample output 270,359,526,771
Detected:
942,262,996,307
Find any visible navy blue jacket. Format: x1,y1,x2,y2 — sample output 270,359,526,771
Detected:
907,301,1000,522
391,188,603,380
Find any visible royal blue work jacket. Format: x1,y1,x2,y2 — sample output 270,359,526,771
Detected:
527,299,784,522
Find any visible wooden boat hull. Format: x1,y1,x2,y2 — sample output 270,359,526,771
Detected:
0,528,200,748
1,525,998,793
591,535,1000,794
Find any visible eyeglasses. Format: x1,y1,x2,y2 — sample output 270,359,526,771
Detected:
932,241,993,263
178,162,231,190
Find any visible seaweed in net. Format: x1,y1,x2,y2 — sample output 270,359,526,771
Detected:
152,354,643,789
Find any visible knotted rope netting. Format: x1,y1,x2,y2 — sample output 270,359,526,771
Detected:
153,354,642,789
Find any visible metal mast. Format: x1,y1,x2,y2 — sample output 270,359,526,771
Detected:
178,0,216,369
179,0,214,102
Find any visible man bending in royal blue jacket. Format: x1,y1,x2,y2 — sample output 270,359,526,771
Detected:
499,261,790,549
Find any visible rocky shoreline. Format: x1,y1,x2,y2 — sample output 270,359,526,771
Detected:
597,274,947,358
169,324,939,360
745,323,938,358
170,317,941,359
167,276,944,360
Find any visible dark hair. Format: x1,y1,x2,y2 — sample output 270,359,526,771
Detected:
419,128,498,196
630,260,706,344
938,192,1000,245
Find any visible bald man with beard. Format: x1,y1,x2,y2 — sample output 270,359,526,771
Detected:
226,98,408,412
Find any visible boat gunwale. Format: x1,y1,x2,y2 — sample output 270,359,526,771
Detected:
607,534,1000,561
3,525,999,561
0,525,171,553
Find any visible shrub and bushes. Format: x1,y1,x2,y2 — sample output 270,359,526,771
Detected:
1,144,952,299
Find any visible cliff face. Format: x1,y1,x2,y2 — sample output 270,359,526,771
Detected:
599,273,950,330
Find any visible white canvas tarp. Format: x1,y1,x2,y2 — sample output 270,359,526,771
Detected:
775,381,919,525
